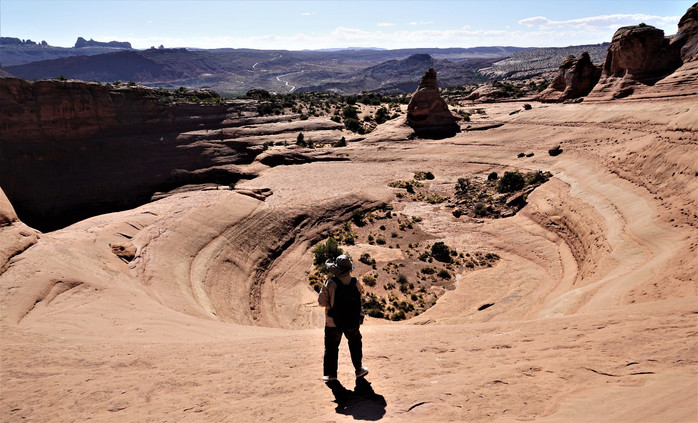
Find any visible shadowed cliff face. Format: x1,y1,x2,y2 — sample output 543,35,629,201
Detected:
0,78,259,231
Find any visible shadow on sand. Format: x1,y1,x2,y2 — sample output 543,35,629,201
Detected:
325,377,387,420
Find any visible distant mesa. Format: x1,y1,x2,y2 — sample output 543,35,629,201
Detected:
535,52,602,102
406,68,460,138
0,37,48,46
74,37,132,49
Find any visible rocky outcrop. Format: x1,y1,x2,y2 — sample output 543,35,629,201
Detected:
74,37,132,49
0,188,40,271
672,2,698,62
406,69,459,138
588,24,681,99
463,84,501,102
535,52,601,102
0,78,261,231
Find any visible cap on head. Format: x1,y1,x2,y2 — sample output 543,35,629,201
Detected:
326,254,354,276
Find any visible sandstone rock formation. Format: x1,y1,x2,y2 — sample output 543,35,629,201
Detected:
463,83,501,102
0,78,343,231
671,2,698,62
535,52,601,102
588,24,680,99
406,68,460,138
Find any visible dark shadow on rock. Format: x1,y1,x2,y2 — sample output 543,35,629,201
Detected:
325,377,387,421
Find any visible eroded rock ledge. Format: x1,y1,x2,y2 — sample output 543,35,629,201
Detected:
0,78,342,231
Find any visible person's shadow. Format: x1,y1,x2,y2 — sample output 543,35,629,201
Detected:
325,377,387,420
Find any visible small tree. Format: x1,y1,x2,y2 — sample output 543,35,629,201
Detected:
431,242,452,263
497,171,525,193
375,107,390,124
313,237,344,270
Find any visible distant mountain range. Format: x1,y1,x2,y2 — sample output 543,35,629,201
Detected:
1,37,612,96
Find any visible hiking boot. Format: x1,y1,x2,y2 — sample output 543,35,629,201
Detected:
322,375,338,382
355,367,369,378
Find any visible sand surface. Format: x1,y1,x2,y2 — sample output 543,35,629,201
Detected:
2,96,697,422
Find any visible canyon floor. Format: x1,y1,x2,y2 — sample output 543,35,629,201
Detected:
1,95,697,422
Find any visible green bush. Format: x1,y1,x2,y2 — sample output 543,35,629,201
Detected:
362,275,377,287
488,172,498,181
498,171,525,193
455,178,470,195
296,132,306,147
344,118,363,133
431,242,452,263
352,210,366,227
312,237,344,269
420,267,436,275
437,269,451,279
375,107,390,124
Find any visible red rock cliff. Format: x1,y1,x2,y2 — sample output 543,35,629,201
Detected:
0,78,257,231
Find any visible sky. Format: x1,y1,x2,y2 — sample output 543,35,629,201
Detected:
0,0,693,50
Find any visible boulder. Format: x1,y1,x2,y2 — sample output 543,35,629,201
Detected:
406,69,460,138
535,52,601,102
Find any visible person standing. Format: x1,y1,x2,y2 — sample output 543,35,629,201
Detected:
318,254,368,382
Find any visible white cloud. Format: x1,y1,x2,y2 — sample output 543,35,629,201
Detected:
377,22,397,27
519,14,680,31
300,12,312,16
123,22,641,51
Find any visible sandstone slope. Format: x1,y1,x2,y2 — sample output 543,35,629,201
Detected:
2,92,696,422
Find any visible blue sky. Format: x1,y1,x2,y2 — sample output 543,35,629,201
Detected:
0,0,692,50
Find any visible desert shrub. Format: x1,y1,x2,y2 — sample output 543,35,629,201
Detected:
352,210,366,227
431,242,452,263
455,178,470,195
437,269,451,279
334,136,347,147
376,237,386,245
525,170,549,185
313,237,343,269
344,118,363,133
390,310,406,321
474,202,487,217
375,106,390,124
497,171,525,193
420,266,436,275
391,232,398,238
425,193,445,204
363,293,384,318
359,253,375,266
362,275,377,287
342,105,358,120
488,172,499,181
296,132,306,147
414,171,435,180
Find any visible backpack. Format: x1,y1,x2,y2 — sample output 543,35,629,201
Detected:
328,277,363,329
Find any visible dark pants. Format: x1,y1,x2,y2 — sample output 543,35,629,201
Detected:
324,326,363,378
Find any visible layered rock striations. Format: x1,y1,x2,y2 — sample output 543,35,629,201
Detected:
406,68,460,138
0,78,346,231
535,52,601,102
